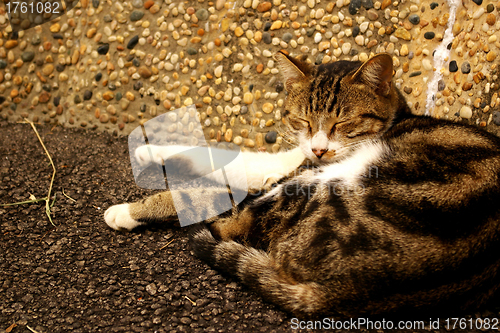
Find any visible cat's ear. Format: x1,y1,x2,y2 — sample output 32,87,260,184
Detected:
350,53,393,97
274,51,312,91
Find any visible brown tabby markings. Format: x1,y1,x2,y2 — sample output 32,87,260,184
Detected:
106,52,500,317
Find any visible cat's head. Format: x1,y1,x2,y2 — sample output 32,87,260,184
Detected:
275,51,406,164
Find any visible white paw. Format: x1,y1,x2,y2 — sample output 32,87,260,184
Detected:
135,145,164,166
104,204,142,231
135,145,194,167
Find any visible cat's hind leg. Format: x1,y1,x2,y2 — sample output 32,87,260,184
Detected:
104,187,233,231
190,226,331,316
104,191,178,231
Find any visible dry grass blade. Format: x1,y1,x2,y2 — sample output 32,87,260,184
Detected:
0,198,47,206
24,118,57,226
62,189,77,202
1,119,58,226
0,120,58,226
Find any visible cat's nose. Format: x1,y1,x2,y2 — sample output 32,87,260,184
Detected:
312,149,328,158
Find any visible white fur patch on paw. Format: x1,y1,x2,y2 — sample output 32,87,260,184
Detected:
135,145,164,166
135,145,194,167
104,204,142,231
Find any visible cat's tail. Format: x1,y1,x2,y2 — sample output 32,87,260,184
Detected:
190,226,331,316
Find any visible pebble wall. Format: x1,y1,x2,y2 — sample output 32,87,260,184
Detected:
0,0,499,152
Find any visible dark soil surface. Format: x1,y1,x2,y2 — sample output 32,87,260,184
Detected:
1,122,500,333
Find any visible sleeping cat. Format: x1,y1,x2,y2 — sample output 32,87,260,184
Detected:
104,51,500,317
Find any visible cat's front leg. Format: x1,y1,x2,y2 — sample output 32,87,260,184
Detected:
134,145,306,191
135,145,197,170
135,144,242,186
229,147,306,190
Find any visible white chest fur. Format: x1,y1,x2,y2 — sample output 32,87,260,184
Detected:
260,141,389,201
313,140,388,186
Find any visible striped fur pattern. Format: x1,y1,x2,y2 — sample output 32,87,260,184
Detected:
104,52,500,317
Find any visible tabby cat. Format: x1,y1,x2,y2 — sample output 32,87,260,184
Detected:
104,51,500,317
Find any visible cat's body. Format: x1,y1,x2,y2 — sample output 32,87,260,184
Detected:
104,52,500,317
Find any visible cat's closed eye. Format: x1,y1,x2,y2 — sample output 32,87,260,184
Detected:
330,123,337,135
329,120,348,135
288,117,310,131
333,121,354,136
336,117,384,138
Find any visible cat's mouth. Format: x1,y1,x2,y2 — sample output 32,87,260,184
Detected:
301,139,353,164
309,149,343,164
311,146,362,164
321,150,337,160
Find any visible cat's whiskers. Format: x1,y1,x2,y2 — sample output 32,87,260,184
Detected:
343,138,374,148
288,137,375,164
321,139,378,163
275,123,299,147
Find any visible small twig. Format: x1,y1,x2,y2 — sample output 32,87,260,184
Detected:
159,238,175,250
24,118,57,226
62,189,77,202
26,326,41,333
183,295,196,306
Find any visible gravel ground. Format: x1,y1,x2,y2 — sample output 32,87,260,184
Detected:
1,122,500,333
